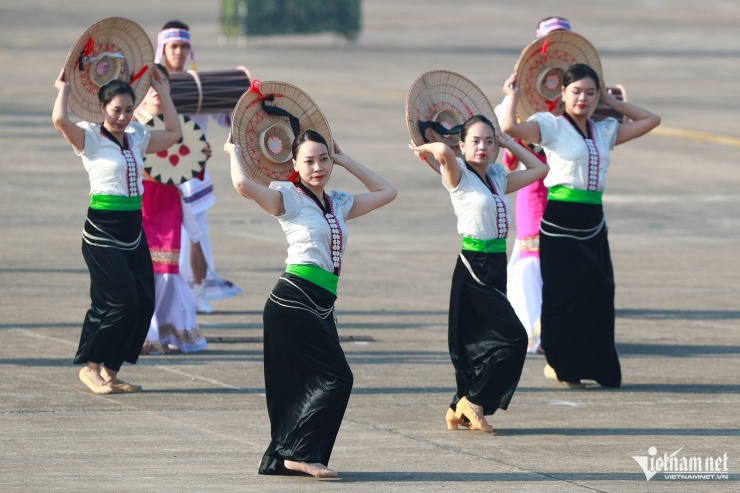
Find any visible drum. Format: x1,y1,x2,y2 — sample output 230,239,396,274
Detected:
170,67,251,115
139,113,207,185
592,84,628,123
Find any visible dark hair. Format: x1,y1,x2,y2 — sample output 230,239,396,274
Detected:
291,130,329,159
154,63,170,82
563,64,600,91
98,79,136,107
162,20,189,31
460,115,495,143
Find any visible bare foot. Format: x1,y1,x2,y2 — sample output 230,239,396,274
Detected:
283,460,338,478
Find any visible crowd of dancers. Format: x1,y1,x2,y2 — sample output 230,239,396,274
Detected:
52,16,659,478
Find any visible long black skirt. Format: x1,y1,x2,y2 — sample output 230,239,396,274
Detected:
258,273,353,475
539,200,621,387
73,208,154,371
448,250,528,416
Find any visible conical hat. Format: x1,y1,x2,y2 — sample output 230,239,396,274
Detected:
231,79,332,186
406,70,499,173
64,17,153,122
141,113,206,185
514,31,602,121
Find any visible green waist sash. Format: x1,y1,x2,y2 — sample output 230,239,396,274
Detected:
90,194,142,211
461,236,507,254
285,264,338,296
548,185,602,204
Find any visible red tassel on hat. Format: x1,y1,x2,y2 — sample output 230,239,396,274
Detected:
540,38,549,55
289,170,300,183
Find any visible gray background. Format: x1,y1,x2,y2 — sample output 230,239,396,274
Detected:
1,1,738,491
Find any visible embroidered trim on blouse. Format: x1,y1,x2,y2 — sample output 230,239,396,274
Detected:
295,183,344,275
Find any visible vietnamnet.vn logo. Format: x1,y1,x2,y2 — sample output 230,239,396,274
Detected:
632,447,731,481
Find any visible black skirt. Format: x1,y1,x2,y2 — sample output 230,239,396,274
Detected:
258,273,353,475
448,250,528,416
539,200,621,387
74,208,155,371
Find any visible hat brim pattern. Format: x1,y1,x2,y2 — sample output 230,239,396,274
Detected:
143,114,206,185
64,17,153,122
406,70,499,173
514,31,602,122
231,81,332,186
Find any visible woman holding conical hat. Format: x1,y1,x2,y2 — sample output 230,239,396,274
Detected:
53,59,182,394
500,63,660,388
409,107,549,432
226,80,396,478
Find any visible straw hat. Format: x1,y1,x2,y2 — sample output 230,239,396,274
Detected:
406,70,499,173
141,114,206,185
231,79,332,186
64,17,154,122
514,31,602,122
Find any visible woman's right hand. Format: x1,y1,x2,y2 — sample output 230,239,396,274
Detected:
408,141,432,160
503,73,518,97
224,133,237,154
55,68,69,92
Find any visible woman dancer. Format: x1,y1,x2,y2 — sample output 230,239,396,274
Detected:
501,64,660,388
53,67,181,393
136,64,206,354
225,130,396,477
409,115,548,432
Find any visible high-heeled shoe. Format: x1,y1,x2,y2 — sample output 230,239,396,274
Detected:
453,397,493,433
544,364,586,389
445,408,472,430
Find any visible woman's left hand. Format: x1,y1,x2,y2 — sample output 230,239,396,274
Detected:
331,141,349,167
599,83,618,106
203,141,212,162
495,129,513,147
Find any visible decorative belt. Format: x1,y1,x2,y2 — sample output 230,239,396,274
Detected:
548,185,602,204
285,264,338,296
90,194,142,211
461,236,507,254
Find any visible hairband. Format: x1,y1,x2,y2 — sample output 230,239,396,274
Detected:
154,28,196,70
536,17,571,38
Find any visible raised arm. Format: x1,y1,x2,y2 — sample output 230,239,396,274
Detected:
145,68,182,154
600,87,661,145
224,135,285,216
52,68,85,153
498,131,549,193
408,141,461,188
500,73,542,144
332,142,397,220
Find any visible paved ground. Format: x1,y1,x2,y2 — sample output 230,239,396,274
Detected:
1,1,738,492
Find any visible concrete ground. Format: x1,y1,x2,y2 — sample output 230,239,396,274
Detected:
1,1,738,492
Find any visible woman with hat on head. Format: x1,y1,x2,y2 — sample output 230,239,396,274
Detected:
225,128,396,477
409,115,549,432
500,64,660,388
52,65,182,393
156,19,242,314
495,16,572,354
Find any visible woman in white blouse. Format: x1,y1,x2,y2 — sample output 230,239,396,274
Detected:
53,68,181,394
225,130,396,478
500,64,660,388
409,116,548,433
